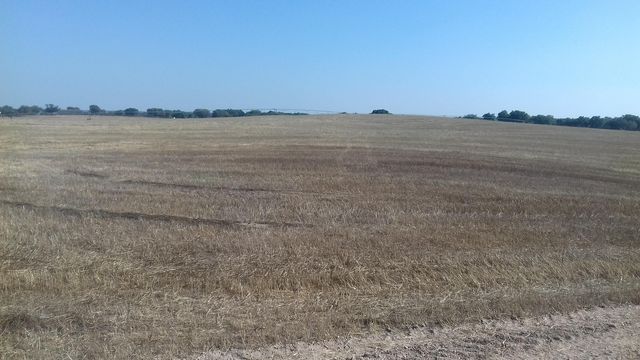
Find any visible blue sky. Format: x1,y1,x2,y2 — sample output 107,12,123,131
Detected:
1,0,639,117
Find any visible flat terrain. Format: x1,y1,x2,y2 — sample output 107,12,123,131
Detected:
1,115,639,359
200,305,640,359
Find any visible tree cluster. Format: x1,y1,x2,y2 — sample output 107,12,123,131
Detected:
4,103,637,132
0,105,43,116
44,104,60,113
464,110,640,131
212,109,246,117
0,105,308,119
144,108,307,118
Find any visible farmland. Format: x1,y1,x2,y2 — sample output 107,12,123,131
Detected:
1,115,640,358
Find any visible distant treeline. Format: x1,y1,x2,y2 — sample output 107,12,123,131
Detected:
3,104,639,131
461,110,640,131
0,104,307,118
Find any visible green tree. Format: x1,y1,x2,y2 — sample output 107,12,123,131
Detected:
89,105,102,114
18,105,43,115
605,118,636,130
212,109,230,117
530,115,554,125
44,104,60,113
193,108,211,118
146,108,164,117
482,113,496,120
497,110,509,119
588,116,604,128
371,109,390,114
124,108,139,116
212,109,247,117
0,105,17,116
246,109,263,116
621,114,640,130
227,109,245,117
509,110,530,121
171,110,186,118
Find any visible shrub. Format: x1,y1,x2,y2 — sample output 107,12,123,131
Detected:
509,110,530,122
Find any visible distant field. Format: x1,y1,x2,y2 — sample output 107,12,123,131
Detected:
1,115,639,359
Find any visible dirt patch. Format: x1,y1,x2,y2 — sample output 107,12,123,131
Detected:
0,200,309,229
195,305,640,359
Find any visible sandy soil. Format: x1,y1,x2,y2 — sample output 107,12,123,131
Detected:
196,305,640,359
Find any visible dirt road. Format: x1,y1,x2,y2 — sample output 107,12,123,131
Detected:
197,305,640,359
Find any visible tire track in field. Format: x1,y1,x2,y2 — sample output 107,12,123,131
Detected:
0,199,310,229
118,179,320,194
66,168,326,195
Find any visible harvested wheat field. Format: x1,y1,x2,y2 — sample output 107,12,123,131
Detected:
1,114,639,359
200,304,640,359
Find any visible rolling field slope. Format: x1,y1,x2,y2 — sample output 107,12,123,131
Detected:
1,115,639,358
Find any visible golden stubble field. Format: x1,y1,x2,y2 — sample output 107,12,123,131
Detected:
1,115,639,359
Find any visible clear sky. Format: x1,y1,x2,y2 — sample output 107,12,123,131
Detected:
2,0,639,117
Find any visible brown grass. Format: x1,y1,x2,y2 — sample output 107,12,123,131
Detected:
1,115,639,359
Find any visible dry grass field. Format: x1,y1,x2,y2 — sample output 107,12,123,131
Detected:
1,115,640,359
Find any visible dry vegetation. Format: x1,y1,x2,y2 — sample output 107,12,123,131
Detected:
1,115,639,359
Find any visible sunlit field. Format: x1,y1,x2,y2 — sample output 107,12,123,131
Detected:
1,115,639,359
